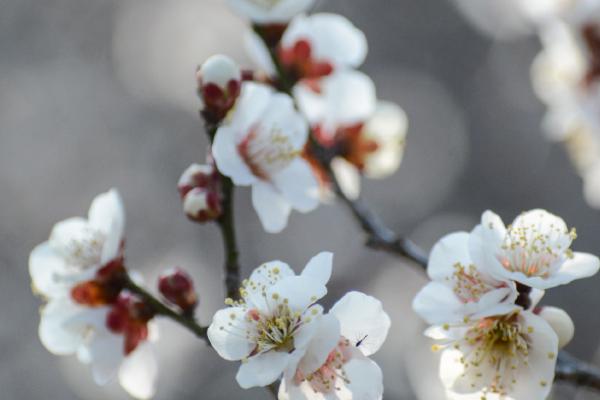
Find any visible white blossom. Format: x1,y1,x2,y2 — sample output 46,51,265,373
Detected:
227,0,316,24
279,291,390,400
471,209,600,289
429,307,558,399
538,306,575,349
29,190,158,399
207,252,333,389
212,82,319,233
413,231,518,326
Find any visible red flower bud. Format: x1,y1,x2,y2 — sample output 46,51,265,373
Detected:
158,268,198,312
197,55,241,123
178,159,222,223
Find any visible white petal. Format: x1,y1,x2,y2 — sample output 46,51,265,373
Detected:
244,30,276,76
230,82,273,134
227,0,315,23
343,348,384,400
251,181,292,233
292,305,323,351
538,306,574,349
207,306,255,361
553,252,600,285
236,351,291,388
468,210,508,280
39,299,87,355
330,291,391,356
412,281,465,325
89,329,125,385
428,232,472,281
260,92,309,150
297,314,340,374
301,252,333,287
272,159,320,213
29,242,70,298
331,157,361,200
268,276,327,312
118,343,158,400
88,189,125,265
213,125,258,186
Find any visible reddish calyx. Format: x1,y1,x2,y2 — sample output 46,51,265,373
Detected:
158,268,198,312
200,79,241,123
278,39,334,83
106,292,156,355
71,257,127,307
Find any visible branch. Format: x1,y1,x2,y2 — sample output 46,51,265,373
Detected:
556,352,600,391
216,176,241,300
123,275,209,341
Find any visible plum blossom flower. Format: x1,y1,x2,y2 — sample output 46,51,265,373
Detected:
470,209,600,289
212,82,319,233
413,231,518,326
538,306,575,349
227,0,316,24
207,252,333,389
29,189,158,399
279,291,390,400
246,13,367,81
427,307,558,400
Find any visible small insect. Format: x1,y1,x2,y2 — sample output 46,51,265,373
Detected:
355,334,368,348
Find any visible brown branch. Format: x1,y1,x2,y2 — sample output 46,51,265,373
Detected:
216,176,241,300
123,275,209,341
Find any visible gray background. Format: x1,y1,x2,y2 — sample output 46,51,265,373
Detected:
1,0,599,398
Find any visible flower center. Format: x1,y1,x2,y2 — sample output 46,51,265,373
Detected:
497,223,576,278
451,262,498,303
249,302,303,353
296,338,352,394
239,127,301,179
248,0,281,10
457,313,532,395
56,227,106,270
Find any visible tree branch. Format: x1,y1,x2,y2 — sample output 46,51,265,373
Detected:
216,176,241,300
123,275,209,341
556,351,600,391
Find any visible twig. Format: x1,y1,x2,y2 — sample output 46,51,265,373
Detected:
123,275,209,341
217,176,241,300
556,352,600,392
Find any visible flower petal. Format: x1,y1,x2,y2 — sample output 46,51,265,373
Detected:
251,181,292,233
330,291,391,356
89,328,125,385
118,342,158,400
428,232,472,282
236,351,291,388
213,125,258,186
88,189,125,265
207,306,255,361
268,276,327,312
342,348,384,400
29,243,70,298
297,314,340,375
271,158,320,213
301,252,333,287
39,299,88,355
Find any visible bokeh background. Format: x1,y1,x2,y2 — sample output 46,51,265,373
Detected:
1,0,599,398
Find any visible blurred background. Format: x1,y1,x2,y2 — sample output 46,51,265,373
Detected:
1,0,599,398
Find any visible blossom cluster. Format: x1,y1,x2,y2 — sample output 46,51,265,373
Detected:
413,209,599,399
208,252,391,399
184,0,408,233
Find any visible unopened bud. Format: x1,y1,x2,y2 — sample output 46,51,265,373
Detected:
538,306,575,349
178,162,222,223
158,268,198,312
197,54,241,122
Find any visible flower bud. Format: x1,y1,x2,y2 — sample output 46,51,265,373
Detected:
158,268,198,312
538,306,575,349
178,162,222,223
197,54,242,123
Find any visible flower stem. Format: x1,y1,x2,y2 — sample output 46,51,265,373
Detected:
216,176,241,300
123,275,209,341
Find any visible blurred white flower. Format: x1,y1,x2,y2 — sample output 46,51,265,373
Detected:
429,308,558,400
278,13,367,79
212,82,319,233
472,209,599,289
227,0,316,24
207,252,333,389
279,291,390,400
29,190,158,399
412,231,518,326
